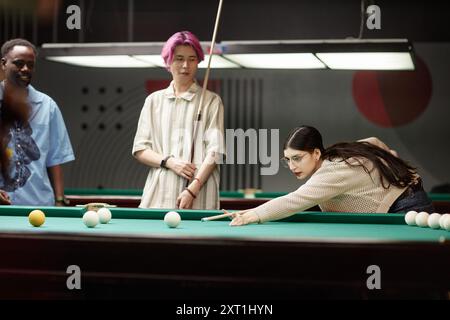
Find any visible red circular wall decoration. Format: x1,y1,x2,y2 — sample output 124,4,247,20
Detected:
352,56,432,128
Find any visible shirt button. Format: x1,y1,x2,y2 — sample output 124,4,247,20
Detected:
17,162,20,165
17,144,21,148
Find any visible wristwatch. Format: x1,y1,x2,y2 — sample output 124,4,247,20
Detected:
55,196,70,206
160,155,173,169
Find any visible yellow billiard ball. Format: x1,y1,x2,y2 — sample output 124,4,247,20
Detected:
29,210,45,227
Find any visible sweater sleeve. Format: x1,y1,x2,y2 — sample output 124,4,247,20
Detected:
252,160,363,223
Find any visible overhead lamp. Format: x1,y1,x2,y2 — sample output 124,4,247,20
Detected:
133,54,239,69
131,55,165,67
221,41,326,69
41,42,240,68
314,39,415,70
41,39,415,70
224,53,326,69
46,55,156,68
316,52,414,70
221,39,415,70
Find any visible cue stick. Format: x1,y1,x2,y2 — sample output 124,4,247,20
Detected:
185,0,224,188
201,210,235,222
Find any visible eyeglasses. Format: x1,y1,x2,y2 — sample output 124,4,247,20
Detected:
12,60,35,70
280,154,305,168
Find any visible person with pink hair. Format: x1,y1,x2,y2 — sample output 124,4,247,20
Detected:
132,31,225,210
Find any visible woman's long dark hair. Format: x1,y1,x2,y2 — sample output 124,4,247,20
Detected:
284,126,417,189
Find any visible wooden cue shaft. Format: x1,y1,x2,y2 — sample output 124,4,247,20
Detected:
186,0,224,187
201,211,234,221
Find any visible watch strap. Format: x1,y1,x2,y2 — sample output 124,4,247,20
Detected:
160,155,173,169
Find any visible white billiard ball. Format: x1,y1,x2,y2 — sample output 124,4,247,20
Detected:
83,210,99,228
443,215,450,231
164,211,181,228
404,211,418,226
427,213,441,229
415,211,429,227
97,207,112,224
439,214,449,229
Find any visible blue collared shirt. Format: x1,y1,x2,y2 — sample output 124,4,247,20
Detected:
0,84,75,206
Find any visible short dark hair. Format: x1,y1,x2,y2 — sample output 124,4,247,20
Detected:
1,38,37,58
284,125,325,153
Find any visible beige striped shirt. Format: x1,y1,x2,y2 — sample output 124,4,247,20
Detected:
132,81,225,209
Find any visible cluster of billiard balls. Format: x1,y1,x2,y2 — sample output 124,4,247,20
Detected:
28,208,112,228
28,209,182,229
82,208,112,227
84,210,181,228
404,211,450,230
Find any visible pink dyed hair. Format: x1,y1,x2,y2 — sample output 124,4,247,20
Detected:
161,31,204,70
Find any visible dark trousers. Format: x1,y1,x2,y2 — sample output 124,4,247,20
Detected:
389,185,434,213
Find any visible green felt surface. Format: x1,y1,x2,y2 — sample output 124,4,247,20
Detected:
0,206,448,243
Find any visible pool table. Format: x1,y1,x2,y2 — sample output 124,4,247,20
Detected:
429,193,450,213
64,188,450,212
63,188,316,211
64,188,274,210
0,206,449,299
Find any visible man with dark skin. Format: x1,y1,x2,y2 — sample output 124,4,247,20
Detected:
0,39,74,206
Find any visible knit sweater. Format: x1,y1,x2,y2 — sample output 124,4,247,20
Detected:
254,157,408,223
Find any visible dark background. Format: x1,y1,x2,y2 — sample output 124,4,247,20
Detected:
2,0,450,44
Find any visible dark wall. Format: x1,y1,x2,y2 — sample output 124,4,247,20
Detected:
1,0,450,45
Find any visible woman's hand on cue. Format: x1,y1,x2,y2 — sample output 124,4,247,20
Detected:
225,209,260,226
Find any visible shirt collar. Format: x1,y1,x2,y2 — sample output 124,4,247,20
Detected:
0,82,43,103
27,85,43,103
164,80,199,101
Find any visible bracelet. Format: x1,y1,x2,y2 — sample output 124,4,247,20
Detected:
185,188,197,199
193,177,202,186
55,196,70,205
